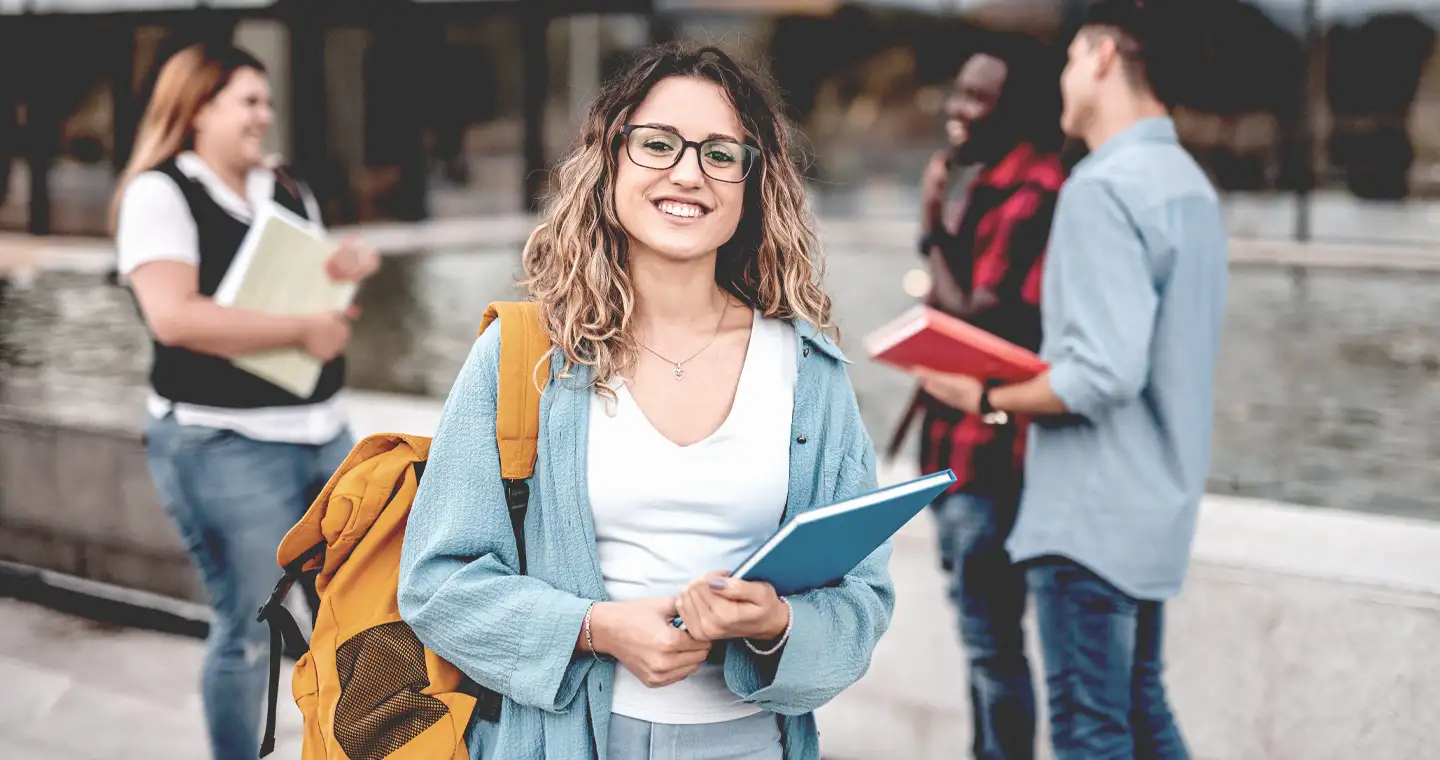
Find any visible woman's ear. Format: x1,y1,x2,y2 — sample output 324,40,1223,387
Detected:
191,106,209,137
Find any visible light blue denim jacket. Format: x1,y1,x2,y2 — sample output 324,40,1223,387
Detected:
398,317,894,759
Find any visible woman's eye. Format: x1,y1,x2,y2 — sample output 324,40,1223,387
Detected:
643,140,675,153
705,148,737,164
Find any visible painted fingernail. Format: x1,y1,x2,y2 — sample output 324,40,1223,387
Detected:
708,578,726,590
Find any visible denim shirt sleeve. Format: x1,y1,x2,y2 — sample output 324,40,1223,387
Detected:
397,324,594,713
1045,177,1159,419
723,378,896,715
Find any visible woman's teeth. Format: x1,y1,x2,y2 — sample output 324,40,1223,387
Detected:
656,200,705,218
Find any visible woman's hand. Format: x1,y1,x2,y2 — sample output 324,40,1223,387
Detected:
298,310,352,361
676,571,789,643
325,237,380,283
587,598,712,688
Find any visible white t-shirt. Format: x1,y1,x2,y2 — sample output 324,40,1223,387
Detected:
588,311,797,724
114,151,348,445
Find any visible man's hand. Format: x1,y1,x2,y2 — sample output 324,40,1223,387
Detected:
587,598,712,688
921,151,952,231
676,571,789,644
912,368,984,414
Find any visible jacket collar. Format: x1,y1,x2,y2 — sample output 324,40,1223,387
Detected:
794,319,849,364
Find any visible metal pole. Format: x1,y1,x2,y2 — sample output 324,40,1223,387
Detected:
569,15,600,129
25,14,52,235
521,4,550,213
1295,0,1318,243
285,0,326,192
112,25,137,174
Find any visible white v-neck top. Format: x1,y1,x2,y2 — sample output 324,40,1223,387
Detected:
588,310,797,724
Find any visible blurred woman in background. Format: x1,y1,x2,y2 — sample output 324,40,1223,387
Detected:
110,42,377,760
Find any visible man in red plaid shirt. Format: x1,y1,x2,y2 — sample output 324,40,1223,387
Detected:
893,37,1066,760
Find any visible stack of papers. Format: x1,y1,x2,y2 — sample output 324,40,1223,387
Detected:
214,202,356,398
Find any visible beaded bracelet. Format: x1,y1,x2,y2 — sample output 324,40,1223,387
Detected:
744,597,793,656
584,602,614,663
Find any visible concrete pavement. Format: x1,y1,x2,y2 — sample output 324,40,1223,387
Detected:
0,598,305,760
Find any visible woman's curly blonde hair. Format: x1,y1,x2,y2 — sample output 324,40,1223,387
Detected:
521,42,833,387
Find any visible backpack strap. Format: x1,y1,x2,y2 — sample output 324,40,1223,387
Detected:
256,540,326,757
463,302,550,724
479,301,551,576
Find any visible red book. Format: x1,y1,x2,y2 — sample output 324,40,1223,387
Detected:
864,305,1048,382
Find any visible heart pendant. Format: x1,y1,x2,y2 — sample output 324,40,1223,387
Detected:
672,365,686,381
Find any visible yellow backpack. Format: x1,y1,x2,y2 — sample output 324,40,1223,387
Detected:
257,301,551,759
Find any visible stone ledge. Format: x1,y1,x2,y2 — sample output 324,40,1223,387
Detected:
4,220,1440,275
1194,494,1440,598
6,392,1438,604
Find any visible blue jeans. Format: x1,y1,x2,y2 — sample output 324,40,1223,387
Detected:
607,712,783,760
144,415,352,760
1027,558,1189,760
934,492,1036,760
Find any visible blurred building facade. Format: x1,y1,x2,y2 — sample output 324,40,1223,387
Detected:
4,0,1440,244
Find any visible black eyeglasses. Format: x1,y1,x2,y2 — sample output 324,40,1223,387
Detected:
619,124,761,184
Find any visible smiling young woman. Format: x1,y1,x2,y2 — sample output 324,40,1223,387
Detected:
396,43,894,760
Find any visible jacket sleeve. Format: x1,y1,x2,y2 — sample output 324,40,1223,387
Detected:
723,387,895,715
397,323,594,713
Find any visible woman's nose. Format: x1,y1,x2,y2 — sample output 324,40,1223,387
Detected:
666,145,705,187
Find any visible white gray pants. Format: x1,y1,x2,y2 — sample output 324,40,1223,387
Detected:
607,712,784,760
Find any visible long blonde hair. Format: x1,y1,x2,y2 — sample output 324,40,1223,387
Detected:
108,43,267,234
521,42,834,387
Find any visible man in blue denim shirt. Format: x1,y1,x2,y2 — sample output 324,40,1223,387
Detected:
914,2,1226,758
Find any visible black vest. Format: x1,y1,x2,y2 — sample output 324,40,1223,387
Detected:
147,160,346,408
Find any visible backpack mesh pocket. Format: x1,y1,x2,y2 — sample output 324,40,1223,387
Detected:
334,621,449,760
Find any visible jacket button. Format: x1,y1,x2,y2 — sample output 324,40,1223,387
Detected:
802,346,810,357
796,435,807,444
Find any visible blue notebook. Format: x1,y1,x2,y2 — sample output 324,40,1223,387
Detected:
673,472,956,633
674,470,954,630
731,469,955,597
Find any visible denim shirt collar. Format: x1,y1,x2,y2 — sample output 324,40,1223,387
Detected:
1078,115,1178,172
793,319,849,364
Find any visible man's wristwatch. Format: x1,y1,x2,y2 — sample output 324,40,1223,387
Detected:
978,386,1009,426
918,225,950,254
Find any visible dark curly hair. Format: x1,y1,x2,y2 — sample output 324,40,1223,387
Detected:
972,32,1066,153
